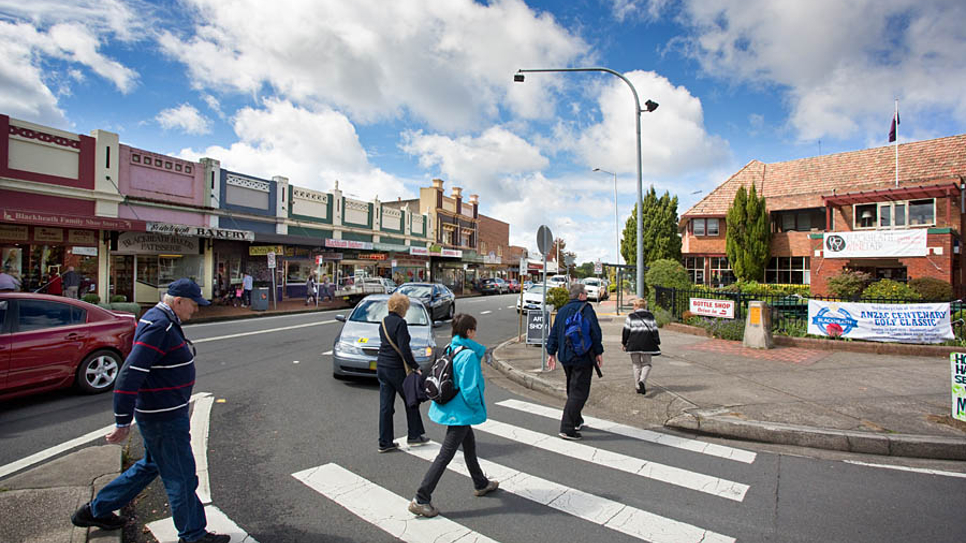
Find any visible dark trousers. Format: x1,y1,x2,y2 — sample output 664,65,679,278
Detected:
416,425,489,504
242,288,251,306
377,366,425,448
561,361,594,432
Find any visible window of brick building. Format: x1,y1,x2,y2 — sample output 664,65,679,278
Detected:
685,256,705,284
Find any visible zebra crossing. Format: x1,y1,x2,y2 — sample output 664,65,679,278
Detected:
292,399,755,542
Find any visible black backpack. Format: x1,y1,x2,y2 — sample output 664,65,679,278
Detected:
423,345,465,404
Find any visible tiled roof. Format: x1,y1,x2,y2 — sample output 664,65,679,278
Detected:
683,134,966,218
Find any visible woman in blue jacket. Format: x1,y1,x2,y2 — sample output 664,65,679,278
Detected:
408,314,499,517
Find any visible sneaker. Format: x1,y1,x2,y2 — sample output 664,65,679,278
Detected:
407,435,430,446
637,382,646,395
474,480,500,497
575,421,587,432
378,442,400,453
558,431,582,441
178,533,231,543
408,499,439,518
71,502,125,531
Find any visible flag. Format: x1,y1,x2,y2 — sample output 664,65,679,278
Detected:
888,109,900,142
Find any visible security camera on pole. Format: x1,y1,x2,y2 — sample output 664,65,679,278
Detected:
536,225,553,371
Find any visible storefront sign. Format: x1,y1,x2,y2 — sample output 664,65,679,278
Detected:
823,229,927,258
2,209,142,231
410,247,429,256
373,242,410,252
33,227,64,242
526,310,549,344
807,300,953,344
68,229,97,244
441,249,462,258
951,353,966,422
250,245,284,256
359,253,388,261
316,253,343,264
408,246,462,258
325,239,373,250
0,224,28,242
147,222,255,242
116,232,198,254
71,246,98,256
689,298,735,319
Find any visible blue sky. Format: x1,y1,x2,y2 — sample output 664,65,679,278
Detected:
3,0,965,263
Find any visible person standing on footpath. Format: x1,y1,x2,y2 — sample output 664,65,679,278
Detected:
61,265,81,298
621,298,661,395
409,313,499,518
0,267,21,291
546,283,604,440
70,279,230,543
376,292,430,453
305,272,317,305
241,272,253,307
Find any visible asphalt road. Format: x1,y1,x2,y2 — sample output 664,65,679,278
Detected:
2,293,965,542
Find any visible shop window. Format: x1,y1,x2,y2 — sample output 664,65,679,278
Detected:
854,199,933,229
908,199,935,226
286,260,312,283
137,257,159,287
774,209,824,232
154,255,204,286
709,256,735,285
879,204,892,227
894,203,906,226
765,257,810,284
685,256,705,284
855,204,877,229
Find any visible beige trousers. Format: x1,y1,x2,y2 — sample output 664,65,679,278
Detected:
630,353,652,386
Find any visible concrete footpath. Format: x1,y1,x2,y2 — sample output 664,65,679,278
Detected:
492,311,966,461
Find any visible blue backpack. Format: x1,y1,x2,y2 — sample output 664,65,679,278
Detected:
564,302,593,356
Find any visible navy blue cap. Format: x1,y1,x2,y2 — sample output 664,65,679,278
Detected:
167,278,210,306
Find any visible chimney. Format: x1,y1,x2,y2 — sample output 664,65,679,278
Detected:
469,194,479,205
432,178,444,190
451,186,463,198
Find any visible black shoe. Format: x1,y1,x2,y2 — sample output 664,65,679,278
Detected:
558,431,582,441
378,442,400,453
407,435,430,446
637,382,646,394
575,420,587,432
179,533,231,543
71,502,126,531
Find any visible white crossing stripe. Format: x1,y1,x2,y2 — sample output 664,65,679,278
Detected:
399,439,735,543
147,504,258,543
292,463,500,543
476,419,749,501
506,305,514,309
496,399,756,464
480,310,492,315
190,395,215,504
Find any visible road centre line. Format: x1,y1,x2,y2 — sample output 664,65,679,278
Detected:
496,399,756,464
399,439,735,543
292,463,500,543
843,460,966,478
147,504,258,543
480,310,492,315
475,419,749,501
192,320,336,344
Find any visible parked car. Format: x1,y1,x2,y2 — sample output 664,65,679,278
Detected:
581,277,607,301
394,283,456,321
516,285,549,314
523,281,534,291
330,294,441,379
507,279,521,293
479,278,508,295
547,275,569,289
0,293,136,401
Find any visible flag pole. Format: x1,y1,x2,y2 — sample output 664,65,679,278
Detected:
894,98,899,188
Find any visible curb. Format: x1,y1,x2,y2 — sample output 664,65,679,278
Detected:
490,339,566,400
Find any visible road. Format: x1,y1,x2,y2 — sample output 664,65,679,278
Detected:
2,293,965,542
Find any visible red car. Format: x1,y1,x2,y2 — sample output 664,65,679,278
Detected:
507,280,521,293
0,293,136,401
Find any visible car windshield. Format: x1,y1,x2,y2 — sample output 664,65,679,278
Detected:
583,279,600,286
397,285,432,298
350,299,429,326
527,286,546,295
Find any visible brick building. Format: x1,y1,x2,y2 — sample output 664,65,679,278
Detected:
681,134,966,295
478,214,512,279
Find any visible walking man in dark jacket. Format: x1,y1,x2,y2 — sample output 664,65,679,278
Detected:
70,279,229,543
621,298,661,395
547,283,604,440
61,265,81,298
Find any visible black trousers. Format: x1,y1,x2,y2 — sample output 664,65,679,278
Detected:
377,366,425,448
561,361,593,433
415,425,489,504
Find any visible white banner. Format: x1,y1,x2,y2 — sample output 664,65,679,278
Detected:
807,300,953,344
823,229,927,258
689,298,735,319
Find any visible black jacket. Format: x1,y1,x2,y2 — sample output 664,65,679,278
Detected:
546,300,604,366
621,310,661,355
377,312,419,371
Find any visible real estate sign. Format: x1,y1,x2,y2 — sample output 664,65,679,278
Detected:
807,300,953,344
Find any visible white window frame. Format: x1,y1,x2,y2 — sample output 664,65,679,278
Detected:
706,218,720,236
692,218,705,236
853,198,935,230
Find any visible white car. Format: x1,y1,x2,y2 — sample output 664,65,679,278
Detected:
546,275,569,289
516,285,549,314
581,277,607,301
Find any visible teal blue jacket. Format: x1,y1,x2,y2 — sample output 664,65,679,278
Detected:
428,335,487,426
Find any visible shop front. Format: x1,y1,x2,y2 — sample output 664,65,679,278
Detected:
390,256,430,284
111,232,205,304
0,223,100,295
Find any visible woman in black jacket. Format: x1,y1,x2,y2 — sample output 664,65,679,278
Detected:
376,292,430,453
621,298,661,395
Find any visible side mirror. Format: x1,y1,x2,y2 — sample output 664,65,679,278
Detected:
335,314,346,322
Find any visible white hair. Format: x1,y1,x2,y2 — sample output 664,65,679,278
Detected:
163,293,177,304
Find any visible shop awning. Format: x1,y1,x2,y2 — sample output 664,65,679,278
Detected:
822,183,959,206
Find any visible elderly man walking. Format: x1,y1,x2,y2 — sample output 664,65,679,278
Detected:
71,279,229,543
546,283,604,440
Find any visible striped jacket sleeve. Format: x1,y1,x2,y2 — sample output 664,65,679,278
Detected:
112,321,168,426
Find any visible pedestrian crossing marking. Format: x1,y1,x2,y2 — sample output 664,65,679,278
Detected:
147,504,258,543
496,399,757,464
475,419,749,501
399,439,736,543
292,463,500,543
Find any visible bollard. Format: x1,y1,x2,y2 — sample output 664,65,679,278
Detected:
742,300,773,349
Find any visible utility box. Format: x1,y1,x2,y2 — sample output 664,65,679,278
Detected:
251,287,270,311
743,300,773,349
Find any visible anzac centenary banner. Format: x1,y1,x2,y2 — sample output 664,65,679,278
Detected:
822,229,927,258
807,300,953,344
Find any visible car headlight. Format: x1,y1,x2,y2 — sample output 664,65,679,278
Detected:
413,345,434,359
334,340,365,356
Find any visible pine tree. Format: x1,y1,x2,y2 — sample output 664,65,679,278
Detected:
725,184,770,282
725,186,748,279
621,187,682,268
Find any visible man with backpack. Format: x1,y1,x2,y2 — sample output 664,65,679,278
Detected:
546,283,604,440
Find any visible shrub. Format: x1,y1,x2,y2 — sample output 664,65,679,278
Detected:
110,295,127,303
546,286,569,310
861,279,921,301
652,306,673,327
826,270,873,299
82,293,101,304
908,277,952,301
645,259,691,290
706,318,745,341
775,319,809,338
681,310,694,321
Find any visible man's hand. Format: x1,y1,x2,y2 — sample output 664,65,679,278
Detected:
621,345,626,351
105,426,131,444
596,354,604,368
547,354,557,371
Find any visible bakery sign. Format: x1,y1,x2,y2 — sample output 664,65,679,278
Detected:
116,232,198,254
147,222,255,242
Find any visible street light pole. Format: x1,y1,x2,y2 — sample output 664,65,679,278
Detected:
594,168,621,268
515,67,657,298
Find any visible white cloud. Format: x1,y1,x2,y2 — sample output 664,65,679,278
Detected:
158,0,589,132
46,23,138,93
176,99,411,201
0,22,66,125
156,103,212,134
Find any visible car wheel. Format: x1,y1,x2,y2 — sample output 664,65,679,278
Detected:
76,350,121,394
448,303,455,320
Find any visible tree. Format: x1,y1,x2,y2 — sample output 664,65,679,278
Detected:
725,184,770,282
620,187,682,269
574,262,596,279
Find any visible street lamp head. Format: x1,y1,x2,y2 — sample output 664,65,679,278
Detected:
513,73,525,83
644,99,659,113
592,168,600,172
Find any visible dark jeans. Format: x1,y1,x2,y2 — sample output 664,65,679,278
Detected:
377,365,425,448
242,288,251,306
416,425,489,504
561,361,594,433
91,417,206,542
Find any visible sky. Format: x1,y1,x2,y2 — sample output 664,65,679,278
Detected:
3,0,966,264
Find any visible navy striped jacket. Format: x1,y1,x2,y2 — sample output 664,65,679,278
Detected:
113,302,195,426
